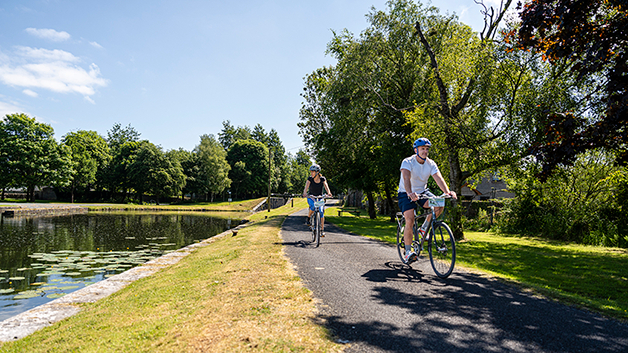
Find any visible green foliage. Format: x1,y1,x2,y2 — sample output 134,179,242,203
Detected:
127,141,185,203
510,0,628,173
0,113,72,201
285,150,311,195
61,130,110,202
106,123,140,151
194,134,231,200
226,139,269,198
218,120,251,151
498,150,628,247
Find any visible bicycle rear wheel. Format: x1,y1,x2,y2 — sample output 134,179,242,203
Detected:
428,222,456,278
314,211,321,247
396,217,406,263
396,216,417,264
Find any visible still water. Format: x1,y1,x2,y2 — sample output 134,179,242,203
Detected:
0,212,240,321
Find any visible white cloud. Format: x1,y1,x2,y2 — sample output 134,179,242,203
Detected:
22,89,38,97
25,28,71,42
89,41,103,49
15,46,79,63
0,100,25,117
0,46,108,102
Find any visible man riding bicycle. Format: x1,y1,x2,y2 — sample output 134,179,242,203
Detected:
398,138,457,263
302,164,332,236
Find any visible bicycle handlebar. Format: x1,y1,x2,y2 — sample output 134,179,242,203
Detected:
411,193,452,200
307,195,331,200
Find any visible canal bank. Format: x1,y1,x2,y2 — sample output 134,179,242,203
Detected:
0,199,338,352
0,204,88,218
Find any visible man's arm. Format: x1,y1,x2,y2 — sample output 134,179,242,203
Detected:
402,169,418,201
432,171,457,199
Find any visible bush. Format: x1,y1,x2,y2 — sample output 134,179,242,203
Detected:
498,151,628,247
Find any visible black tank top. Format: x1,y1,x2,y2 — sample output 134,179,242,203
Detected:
308,176,326,196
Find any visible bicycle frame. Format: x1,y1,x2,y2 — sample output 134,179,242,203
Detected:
308,195,327,247
395,196,446,243
395,194,456,278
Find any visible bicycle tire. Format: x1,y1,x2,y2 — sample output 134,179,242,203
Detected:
314,211,321,247
310,214,316,243
396,217,406,263
396,216,418,264
428,222,456,278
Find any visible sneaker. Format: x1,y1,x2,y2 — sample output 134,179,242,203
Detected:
321,232,326,237
404,250,417,264
305,218,310,225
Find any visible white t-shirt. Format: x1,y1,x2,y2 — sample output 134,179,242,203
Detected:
397,155,440,194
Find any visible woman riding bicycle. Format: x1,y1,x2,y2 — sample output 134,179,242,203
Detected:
302,164,332,236
398,138,457,263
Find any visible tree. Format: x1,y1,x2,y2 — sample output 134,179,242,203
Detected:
226,139,268,198
0,113,72,201
285,150,312,194
127,141,185,203
218,120,251,151
194,134,231,201
106,123,141,151
99,123,142,198
299,0,580,236
105,141,140,200
167,148,199,200
508,0,628,178
61,130,110,203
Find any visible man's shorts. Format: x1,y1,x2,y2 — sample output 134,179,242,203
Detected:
307,198,325,217
398,190,436,213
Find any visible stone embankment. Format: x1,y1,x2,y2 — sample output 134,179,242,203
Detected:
0,216,250,341
0,204,87,218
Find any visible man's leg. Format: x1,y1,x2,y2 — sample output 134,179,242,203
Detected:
403,209,415,246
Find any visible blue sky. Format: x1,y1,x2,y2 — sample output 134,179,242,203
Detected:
0,0,497,154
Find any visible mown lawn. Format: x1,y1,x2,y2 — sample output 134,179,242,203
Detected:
325,206,628,321
0,199,343,352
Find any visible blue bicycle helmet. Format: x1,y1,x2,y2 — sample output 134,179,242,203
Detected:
309,164,321,172
413,138,432,149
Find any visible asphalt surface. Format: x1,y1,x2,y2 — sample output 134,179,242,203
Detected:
281,208,628,353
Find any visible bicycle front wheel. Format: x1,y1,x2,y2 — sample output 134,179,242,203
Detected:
314,211,321,247
428,222,456,278
310,214,317,243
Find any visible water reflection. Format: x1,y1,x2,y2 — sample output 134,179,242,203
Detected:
0,212,239,321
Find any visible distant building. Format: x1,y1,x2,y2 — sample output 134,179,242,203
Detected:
461,175,514,200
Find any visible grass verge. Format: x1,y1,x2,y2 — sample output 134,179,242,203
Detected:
86,198,265,212
324,206,628,322
0,199,342,352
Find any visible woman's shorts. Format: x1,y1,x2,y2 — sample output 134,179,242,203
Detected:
398,190,436,213
307,198,325,217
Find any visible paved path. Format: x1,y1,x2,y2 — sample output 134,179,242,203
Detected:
281,209,628,353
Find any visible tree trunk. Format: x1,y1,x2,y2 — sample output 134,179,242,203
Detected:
384,180,397,222
446,137,465,240
366,190,376,219
26,185,33,202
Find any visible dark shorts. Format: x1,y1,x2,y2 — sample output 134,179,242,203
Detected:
398,190,436,213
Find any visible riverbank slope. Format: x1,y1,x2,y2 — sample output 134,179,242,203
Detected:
0,199,343,352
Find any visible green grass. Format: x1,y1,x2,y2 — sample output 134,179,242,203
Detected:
0,199,342,352
325,206,628,321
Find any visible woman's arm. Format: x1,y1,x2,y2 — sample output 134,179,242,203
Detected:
302,180,311,198
323,180,332,197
